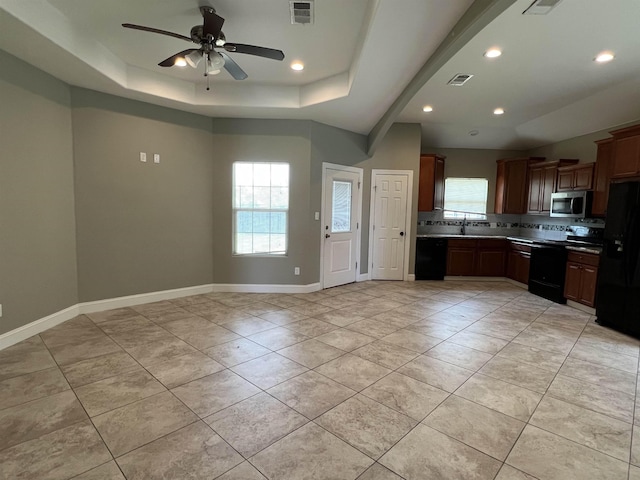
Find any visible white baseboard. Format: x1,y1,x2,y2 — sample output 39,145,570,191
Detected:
210,283,321,294
79,284,216,314
0,305,79,351
357,273,370,282
0,282,323,351
407,274,415,282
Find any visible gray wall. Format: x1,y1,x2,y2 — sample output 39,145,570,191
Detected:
211,119,315,285
0,51,79,335
424,147,523,212
72,89,215,302
527,119,640,163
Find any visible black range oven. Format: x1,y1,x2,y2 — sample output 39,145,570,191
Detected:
528,243,568,304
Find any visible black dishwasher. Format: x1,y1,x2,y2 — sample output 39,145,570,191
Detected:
415,237,447,280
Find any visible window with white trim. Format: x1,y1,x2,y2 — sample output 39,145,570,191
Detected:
233,162,289,255
443,178,488,220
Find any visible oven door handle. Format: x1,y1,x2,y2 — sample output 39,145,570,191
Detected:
570,197,576,214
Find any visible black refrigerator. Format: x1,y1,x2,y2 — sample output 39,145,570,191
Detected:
596,181,640,336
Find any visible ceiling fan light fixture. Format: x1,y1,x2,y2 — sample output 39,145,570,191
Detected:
291,62,304,71
186,50,203,68
207,51,224,75
174,57,187,67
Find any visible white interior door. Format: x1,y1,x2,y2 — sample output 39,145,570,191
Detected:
371,173,409,280
323,167,361,289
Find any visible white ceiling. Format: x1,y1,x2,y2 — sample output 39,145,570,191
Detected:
1,0,640,150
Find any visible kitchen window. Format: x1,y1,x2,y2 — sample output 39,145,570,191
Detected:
443,177,488,220
233,162,289,255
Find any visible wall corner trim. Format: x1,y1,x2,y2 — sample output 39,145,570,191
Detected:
0,282,323,351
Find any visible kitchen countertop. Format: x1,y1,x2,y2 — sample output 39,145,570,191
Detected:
416,234,602,254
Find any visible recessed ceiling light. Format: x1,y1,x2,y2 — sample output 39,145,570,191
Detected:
595,52,615,63
484,49,502,58
291,62,304,71
494,108,505,115
174,57,187,67
423,105,433,113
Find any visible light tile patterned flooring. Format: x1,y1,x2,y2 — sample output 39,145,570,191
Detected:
1,280,640,479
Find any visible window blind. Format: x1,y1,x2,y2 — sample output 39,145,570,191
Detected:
443,178,488,219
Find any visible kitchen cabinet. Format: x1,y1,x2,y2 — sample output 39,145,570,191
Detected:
556,163,594,191
495,157,544,214
446,239,476,276
446,238,506,277
477,239,507,277
564,251,600,307
527,159,579,214
610,125,640,179
506,241,531,285
592,138,613,217
418,154,446,211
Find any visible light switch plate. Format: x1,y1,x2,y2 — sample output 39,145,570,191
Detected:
314,212,320,220
153,154,160,164
140,152,147,162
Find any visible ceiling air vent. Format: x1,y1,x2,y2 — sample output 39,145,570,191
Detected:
290,1,314,25
447,74,474,86
523,0,563,15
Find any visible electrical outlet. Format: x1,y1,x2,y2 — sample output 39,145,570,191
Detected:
140,152,147,162
294,267,300,275
153,154,160,164
314,212,320,221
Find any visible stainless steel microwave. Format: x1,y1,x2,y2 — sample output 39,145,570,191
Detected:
550,191,592,218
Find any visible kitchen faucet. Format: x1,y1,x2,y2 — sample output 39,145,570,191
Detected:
461,214,467,235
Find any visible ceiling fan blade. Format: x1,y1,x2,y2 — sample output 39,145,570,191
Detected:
122,23,193,43
158,49,200,67
223,43,285,61
219,52,248,80
202,8,225,40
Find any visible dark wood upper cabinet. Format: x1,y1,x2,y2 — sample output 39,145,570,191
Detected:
610,125,640,179
495,157,544,214
418,154,446,211
556,163,595,192
527,159,579,214
592,138,613,217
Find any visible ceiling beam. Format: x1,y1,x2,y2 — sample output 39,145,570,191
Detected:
366,0,516,156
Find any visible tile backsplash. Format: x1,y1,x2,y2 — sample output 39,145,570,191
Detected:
417,211,605,240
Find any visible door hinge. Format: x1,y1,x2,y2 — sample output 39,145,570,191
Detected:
356,262,358,269
374,185,377,191
358,181,361,189
357,222,359,229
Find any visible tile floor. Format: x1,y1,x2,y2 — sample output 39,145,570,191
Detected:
1,280,639,479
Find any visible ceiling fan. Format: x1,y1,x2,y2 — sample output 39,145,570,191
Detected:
122,6,285,84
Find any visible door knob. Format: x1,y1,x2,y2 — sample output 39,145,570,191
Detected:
400,232,405,236
325,234,331,239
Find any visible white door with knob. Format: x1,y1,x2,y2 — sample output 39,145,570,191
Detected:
370,170,412,281
322,164,363,289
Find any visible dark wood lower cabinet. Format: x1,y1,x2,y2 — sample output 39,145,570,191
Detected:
446,239,506,277
506,243,531,285
477,249,507,277
446,247,476,276
564,251,599,307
